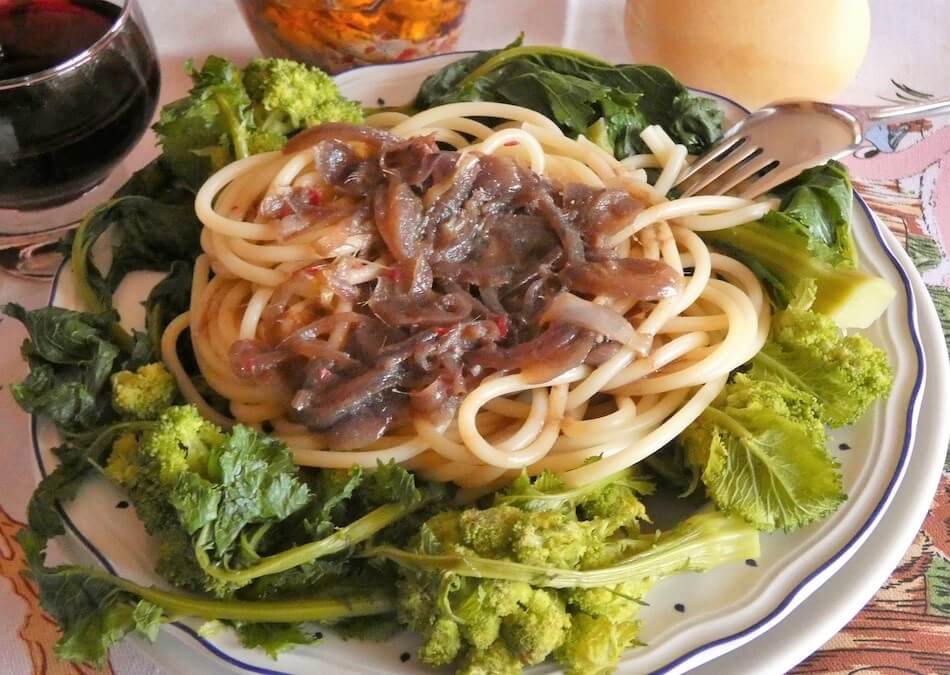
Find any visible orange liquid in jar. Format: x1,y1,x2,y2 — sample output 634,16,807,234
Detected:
238,0,469,73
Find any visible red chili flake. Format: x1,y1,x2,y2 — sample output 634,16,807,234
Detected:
383,267,402,281
301,263,324,278
306,188,321,206
503,140,520,147
397,48,418,61
277,203,294,218
433,326,450,336
493,315,510,337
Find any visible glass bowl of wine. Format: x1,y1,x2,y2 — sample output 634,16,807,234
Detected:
0,0,160,266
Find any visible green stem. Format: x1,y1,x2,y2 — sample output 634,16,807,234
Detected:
458,45,610,88
698,407,751,442
65,421,158,478
366,512,758,589
199,502,419,586
213,90,249,160
96,570,395,622
70,203,134,352
495,468,643,512
749,351,811,394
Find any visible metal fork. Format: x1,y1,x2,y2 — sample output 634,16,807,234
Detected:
674,97,950,199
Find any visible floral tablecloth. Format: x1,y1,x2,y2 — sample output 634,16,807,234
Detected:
0,1,948,673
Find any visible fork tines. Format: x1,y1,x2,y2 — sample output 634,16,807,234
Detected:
675,136,781,199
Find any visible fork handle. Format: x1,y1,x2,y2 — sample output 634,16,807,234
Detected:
857,97,950,126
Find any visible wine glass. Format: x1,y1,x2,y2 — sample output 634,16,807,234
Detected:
0,0,160,277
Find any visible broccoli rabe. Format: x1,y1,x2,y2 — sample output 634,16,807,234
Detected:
104,407,439,596
110,363,177,420
381,470,758,674
701,162,895,328
19,529,393,668
749,291,893,427
457,639,522,675
679,373,845,532
555,613,642,675
106,405,226,549
676,289,893,532
243,58,363,135
154,56,364,189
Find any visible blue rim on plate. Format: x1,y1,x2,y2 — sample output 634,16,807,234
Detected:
31,60,926,675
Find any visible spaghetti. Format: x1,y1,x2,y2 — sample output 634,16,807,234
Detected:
162,102,773,490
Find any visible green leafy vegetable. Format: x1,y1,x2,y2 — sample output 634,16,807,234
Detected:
144,260,194,355
678,373,844,531
19,529,393,666
379,469,756,672
70,194,202,347
153,56,252,188
748,293,893,427
234,622,321,658
3,304,121,432
415,41,723,157
102,406,441,597
155,56,362,189
701,162,895,328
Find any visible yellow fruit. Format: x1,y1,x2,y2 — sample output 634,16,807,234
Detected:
624,0,870,108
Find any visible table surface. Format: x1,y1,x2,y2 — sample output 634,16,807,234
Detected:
1,1,948,673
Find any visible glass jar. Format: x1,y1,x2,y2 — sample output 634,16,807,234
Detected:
237,0,470,74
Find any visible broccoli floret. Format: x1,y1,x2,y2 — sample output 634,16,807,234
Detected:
418,616,461,666
554,612,641,675
455,580,533,649
107,405,224,537
564,580,651,624
459,506,522,557
500,588,571,665
139,405,224,485
243,58,363,134
154,56,364,189
155,527,208,593
577,480,651,533
111,363,176,420
458,639,523,675
511,511,611,569
496,468,653,534
396,572,439,633
749,301,893,427
105,432,139,485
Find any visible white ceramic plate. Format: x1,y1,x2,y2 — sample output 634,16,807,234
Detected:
33,54,945,675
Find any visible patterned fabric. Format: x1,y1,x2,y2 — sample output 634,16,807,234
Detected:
0,102,947,675
791,117,950,674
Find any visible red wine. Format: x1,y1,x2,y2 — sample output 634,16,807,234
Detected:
0,0,160,210
0,0,117,80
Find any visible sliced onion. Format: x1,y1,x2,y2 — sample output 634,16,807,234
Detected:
539,292,636,346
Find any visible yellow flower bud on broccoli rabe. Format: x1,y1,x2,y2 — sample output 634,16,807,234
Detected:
110,363,176,420
457,639,523,675
105,432,139,485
